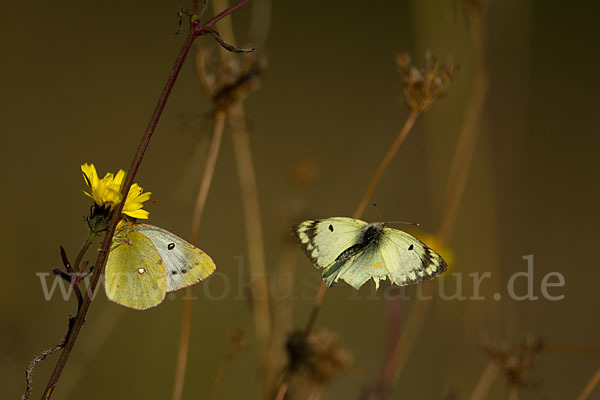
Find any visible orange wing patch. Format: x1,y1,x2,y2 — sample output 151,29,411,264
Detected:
373,262,383,269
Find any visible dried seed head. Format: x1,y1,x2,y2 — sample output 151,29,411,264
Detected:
285,328,353,392
196,45,265,112
396,52,456,113
291,156,319,189
485,334,543,388
227,328,247,354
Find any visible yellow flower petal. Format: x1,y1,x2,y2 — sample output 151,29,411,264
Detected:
124,208,150,219
81,163,99,191
113,169,126,187
80,163,151,219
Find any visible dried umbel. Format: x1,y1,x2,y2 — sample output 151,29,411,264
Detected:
227,328,247,354
196,46,266,112
285,329,353,395
485,335,543,388
396,52,456,113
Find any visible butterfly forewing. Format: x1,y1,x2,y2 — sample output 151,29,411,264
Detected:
132,224,216,292
105,231,167,310
293,217,367,269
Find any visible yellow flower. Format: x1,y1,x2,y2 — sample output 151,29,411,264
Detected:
81,163,151,219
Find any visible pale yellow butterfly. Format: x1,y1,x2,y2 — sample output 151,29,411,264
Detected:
104,222,216,310
293,217,447,290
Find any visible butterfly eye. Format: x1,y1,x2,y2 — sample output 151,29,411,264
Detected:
408,244,414,250
168,243,175,250
329,224,334,232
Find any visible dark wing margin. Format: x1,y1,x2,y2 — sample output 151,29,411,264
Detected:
291,219,321,266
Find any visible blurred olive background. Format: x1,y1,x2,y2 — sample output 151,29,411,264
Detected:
1,0,599,399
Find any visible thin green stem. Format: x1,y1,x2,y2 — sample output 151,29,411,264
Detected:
74,232,96,274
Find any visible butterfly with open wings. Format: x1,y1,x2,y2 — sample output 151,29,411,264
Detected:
293,217,447,290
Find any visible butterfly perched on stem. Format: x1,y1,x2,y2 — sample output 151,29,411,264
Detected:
104,222,215,310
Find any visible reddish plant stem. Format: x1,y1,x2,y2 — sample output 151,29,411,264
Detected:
40,29,196,400
36,2,252,398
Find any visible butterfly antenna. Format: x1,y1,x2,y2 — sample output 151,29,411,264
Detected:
372,202,384,221
372,202,419,227
386,221,420,228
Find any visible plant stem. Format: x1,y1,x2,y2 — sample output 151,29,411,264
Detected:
304,109,420,336
35,2,252,398
354,109,420,219
23,231,97,400
508,384,519,400
381,281,433,384
272,109,422,399
382,5,490,388
304,281,328,336
211,0,274,393
230,104,273,391
576,366,600,400
171,110,227,400
209,352,235,400
435,9,488,245
40,30,196,400
469,360,499,400
74,232,97,273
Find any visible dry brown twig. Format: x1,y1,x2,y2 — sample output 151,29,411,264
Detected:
469,359,499,400
378,3,487,394
209,328,248,400
171,109,227,400
576,366,600,400
171,0,272,398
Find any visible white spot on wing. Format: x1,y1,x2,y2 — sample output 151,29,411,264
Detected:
137,268,146,274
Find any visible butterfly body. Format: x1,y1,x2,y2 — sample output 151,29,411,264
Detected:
293,217,447,290
104,223,216,310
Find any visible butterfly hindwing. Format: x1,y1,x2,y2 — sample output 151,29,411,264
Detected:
380,228,447,285
293,217,367,269
323,244,389,289
104,230,167,310
132,224,216,292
